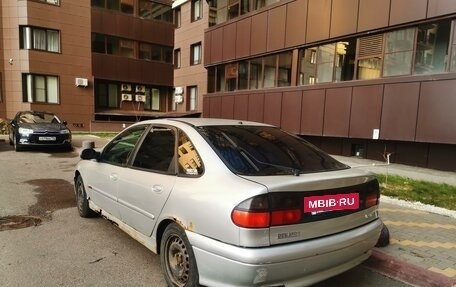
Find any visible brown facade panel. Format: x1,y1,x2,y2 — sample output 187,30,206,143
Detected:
427,144,456,171
223,23,237,61
358,0,390,32
210,28,224,63
365,140,394,162
236,18,252,58
320,137,345,156
300,89,325,136
389,0,427,26
330,0,359,38
221,95,235,119
285,0,307,48
395,141,429,168
416,80,456,144
250,12,268,55
203,97,211,117
233,94,249,120
209,96,223,118
380,82,420,142
204,32,212,65
263,92,282,126
323,87,352,137
427,0,456,18
267,5,287,51
349,85,383,139
247,93,265,122
281,91,302,134
306,0,331,43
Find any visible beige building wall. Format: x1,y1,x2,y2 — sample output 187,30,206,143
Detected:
173,0,208,115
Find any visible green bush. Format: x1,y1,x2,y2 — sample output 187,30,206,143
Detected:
0,118,8,135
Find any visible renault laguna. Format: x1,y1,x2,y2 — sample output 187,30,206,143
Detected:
74,118,383,287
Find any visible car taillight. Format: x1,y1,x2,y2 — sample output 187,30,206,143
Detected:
365,179,380,208
231,194,301,228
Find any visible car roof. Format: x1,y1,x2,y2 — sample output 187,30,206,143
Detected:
134,118,274,128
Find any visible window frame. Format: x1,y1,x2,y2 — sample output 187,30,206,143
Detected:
20,26,61,53
190,42,202,65
22,73,59,104
191,0,203,22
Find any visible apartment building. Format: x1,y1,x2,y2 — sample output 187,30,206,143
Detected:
0,0,176,132
202,0,456,171
171,0,214,115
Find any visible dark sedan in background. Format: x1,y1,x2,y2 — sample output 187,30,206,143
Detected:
8,111,72,151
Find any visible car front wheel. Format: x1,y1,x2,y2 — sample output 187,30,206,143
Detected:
160,222,199,287
75,175,97,218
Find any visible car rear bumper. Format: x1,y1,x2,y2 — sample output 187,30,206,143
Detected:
187,218,383,287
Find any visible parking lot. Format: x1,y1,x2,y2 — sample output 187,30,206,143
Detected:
0,135,410,287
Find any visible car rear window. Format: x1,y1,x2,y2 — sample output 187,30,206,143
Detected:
197,125,348,176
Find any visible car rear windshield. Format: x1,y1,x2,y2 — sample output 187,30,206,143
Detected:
197,125,348,176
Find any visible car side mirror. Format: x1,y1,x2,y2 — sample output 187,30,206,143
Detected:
80,148,100,161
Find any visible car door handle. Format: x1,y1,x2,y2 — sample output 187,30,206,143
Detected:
152,184,163,193
109,173,118,181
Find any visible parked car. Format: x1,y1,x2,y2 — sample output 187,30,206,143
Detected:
8,111,72,151
74,118,383,287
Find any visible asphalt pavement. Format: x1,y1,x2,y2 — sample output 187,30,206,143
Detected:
333,156,456,287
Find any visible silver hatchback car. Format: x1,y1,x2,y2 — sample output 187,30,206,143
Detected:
74,118,383,287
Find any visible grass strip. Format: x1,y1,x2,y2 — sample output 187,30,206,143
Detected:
375,173,456,211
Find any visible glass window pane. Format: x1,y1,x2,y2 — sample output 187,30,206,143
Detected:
249,58,262,89
107,0,119,10
133,128,175,172
383,28,415,76
34,76,46,102
47,76,58,103
139,43,151,60
152,88,160,110
108,84,118,108
102,125,148,165
278,52,292,87
414,20,451,75
216,65,225,92
299,48,317,85
92,34,105,53
357,58,382,79
335,40,356,82
263,55,276,88
151,45,161,61
106,37,120,55
47,30,59,52
317,44,335,83
33,29,46,50
238,61,248,90
208,67,215,93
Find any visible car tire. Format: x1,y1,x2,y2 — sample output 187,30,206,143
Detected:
13,136,23,152
160,222,200,287
75,175,97,218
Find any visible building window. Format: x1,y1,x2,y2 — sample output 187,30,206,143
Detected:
139,0,173,22
174,7,181,28
187,86,197,111
415,20,451,75
299,40,355,85
22,74,59,104
144,88,161,111
91,0,134,15
20,26,60,53
190,43,202,65
174,49,181,68
383,28,415,77
95,82,120,108
278,52,292,87
191,0,202,22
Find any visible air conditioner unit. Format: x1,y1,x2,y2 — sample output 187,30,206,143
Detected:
135,95,146,102
136,85,145,93
175,87,184,95
121,84,132,92
121,93,133,101
75,78,88,87
174,95,183,104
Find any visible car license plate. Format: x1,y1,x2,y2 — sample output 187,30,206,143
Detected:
39,136,56,141
304,193,359,213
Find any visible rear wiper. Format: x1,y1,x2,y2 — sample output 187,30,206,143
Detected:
221,132,301,176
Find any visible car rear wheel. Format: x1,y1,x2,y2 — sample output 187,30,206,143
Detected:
160,223,199,287
75,175,97,218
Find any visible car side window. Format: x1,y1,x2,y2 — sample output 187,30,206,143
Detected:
132,127,176,173
177,130,204,176
101,125,148,165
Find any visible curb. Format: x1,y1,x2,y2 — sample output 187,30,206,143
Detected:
364,249,456,287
